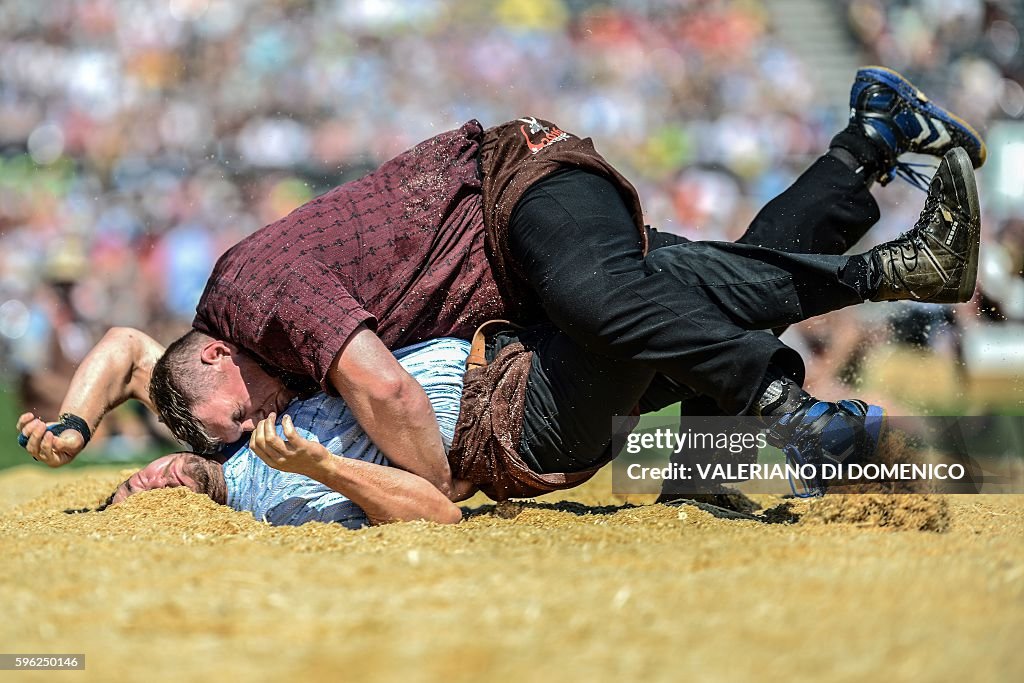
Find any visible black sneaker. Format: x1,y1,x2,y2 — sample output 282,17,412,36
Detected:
764,399,887,498
870,147,980,304
851,66,987,188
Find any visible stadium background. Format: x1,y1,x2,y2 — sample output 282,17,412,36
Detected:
0,0,1022,467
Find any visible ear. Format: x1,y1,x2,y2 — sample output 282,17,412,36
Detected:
198,339,233,366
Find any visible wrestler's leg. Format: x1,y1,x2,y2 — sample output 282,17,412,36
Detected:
637,149,881,414
648,154,880,256
738,152,879,254
510,170,865,415
510,151,978,419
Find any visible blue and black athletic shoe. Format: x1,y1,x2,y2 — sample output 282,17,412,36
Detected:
850,66,987,189
764,398,887,498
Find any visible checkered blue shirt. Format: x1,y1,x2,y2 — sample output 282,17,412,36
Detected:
222,338,469,527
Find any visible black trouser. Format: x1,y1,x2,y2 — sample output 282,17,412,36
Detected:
507,154,880,473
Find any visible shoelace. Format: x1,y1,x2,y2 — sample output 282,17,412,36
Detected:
878,239,922,293
783,444,825,498
876,190,967,294
880,160,936,192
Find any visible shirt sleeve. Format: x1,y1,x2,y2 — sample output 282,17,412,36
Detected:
197,259,376,393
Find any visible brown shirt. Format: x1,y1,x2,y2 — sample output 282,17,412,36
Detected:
194,120,506,392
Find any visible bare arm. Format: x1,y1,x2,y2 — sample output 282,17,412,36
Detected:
250,413,461,526
327,325,453,497
17,327,164,467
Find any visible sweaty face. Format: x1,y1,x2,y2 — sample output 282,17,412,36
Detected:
190,353,296,445
110,454,202,505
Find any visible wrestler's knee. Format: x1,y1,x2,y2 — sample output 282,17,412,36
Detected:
642,241,713,282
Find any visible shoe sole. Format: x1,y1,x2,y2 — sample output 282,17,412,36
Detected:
944,147,981,303
857,66,988,168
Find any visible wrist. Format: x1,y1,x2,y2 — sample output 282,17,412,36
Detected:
296,448,333,480
57,413,92,445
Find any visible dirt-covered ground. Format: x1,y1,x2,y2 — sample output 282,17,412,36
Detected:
2,465,1022,682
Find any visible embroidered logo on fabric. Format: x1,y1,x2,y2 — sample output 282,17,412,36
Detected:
517,116,572,154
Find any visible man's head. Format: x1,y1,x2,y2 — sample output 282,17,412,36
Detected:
150,330,295,452
107,453,227,507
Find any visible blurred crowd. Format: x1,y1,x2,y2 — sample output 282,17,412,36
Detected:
0,0,1021,456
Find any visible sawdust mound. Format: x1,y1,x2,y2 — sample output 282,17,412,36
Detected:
802,494,950,532
761,427,957,532
7,485,272,544
827,429,940,494
101,487,269,535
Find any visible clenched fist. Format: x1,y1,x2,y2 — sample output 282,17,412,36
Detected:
17,413,86,467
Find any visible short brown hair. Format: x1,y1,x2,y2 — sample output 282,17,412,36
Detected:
150,330,222,454
181,454,228,504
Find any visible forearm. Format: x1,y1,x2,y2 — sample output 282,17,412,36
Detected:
329,326,453,496
347,380,453,496
60,327,163,430
309,450,462,526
